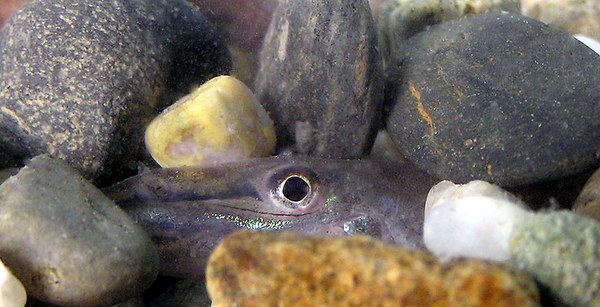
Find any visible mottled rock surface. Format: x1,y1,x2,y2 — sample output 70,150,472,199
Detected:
0,0,231,184
207,231,540,306
522,0,600,41
574,167,600,221
0,155,158,306
254,0,383,158
386,12,600,187
510,211,600,306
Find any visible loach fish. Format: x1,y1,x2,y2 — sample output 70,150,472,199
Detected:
102,156,438,279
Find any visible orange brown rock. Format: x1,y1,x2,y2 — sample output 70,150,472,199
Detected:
206,231,540,306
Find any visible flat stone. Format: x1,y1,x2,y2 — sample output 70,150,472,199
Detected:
0,155,158,306
254,0,383,158
386,12,600,187
0,0,231,184
207,231,540,306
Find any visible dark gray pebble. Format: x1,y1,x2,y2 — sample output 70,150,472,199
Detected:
150,279,211,307
386,12,600,187
0,155,159,306
0,0,231,185
254,0,383,158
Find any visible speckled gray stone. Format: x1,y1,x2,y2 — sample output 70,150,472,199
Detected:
254,0,383,158
509,211,600,306
0,155,159,306
386,12,600,187
0,0,231,185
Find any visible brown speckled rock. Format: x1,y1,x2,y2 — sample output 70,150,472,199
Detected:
574,167,600,222
254,0,383,158
0,155,159,306
0,0,231,185
206,231,540,306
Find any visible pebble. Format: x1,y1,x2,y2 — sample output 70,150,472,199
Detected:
575,34,600,55
386,12,600,187
0,258,26,307
424,180,600,306
207,231,540,306
0,0,231,184
0,155,159,306
522,0,600,41
254,0,383,159
574,167,600,222
145,76,275,167
378,0,520,66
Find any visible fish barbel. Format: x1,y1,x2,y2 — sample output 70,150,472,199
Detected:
103,156,438,279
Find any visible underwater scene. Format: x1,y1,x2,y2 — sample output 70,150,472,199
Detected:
0,0,599,306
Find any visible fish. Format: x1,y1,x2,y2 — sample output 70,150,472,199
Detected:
102,156,438,279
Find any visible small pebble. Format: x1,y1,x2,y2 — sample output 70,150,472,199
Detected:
0,155,158,306
254,0,383,158
207,231,540,306
424,180,600,306
574,167,600,222
386,12,600,186
522,0,600,41
0,0,231,184
575,34,600,55
378,0,520,66
0,258,26,307
145,75,276,167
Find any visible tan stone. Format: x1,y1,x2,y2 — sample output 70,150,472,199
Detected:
207,231,540,306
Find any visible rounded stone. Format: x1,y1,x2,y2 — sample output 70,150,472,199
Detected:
254,0,383,158
0,155,159,306
386,12,600,187
145,76,276,167
0,0,231,184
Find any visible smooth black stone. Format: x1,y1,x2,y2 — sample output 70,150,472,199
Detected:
0,0,231,185
254,0,383,159
386,12,600,187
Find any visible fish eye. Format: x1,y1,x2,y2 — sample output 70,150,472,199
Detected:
269,166,320,210
279,175,310,202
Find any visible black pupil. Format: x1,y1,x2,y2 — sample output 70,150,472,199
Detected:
282,176,310,202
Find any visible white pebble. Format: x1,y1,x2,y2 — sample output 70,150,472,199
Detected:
574,34,600,55
423,180,531,262
0,259,26,307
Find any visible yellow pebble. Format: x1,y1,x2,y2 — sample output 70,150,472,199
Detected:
145,76,276,167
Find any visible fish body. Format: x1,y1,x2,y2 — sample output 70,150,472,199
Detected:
103,156,438,279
